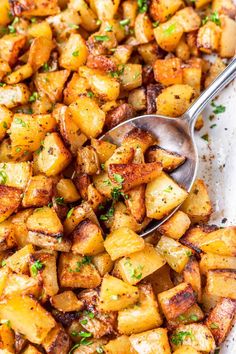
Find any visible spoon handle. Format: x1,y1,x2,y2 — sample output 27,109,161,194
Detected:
183,57,236,127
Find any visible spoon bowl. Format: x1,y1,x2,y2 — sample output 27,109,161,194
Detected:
100,58,236,236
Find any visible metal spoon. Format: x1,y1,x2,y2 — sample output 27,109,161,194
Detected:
101,57,236,237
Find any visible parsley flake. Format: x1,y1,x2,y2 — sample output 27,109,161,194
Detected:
72,50,80,57
0,170,8,185
67,207,74,219
31,260,43,276
137,0,148,13
171,331,193,345
94,35,109,42
211,102,226,114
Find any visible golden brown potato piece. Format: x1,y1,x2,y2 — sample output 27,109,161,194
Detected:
5,244,34,274
105,103,136,130
150,0,183,23
180,179,212,223
197,22,222,54
86,54,116,72
22,175,53,208
134,13,154,44
154,20,184,52
28,37,54,71
27,231,71,252
0,185,22,223
212,0,236,18
58,253,101,288
108,162,162,192
11,209,33,248
205,298,236,346
146,145,186,172
27,206,63,238
104,335,135,354
51,291,83,312
3,63,33,85
205,58,226,88
118,283,162,334
0,105,13,142
56,178,80,203
0,221,16,251
158,282,196,321
77,146,100,175
10,0,60,17
200,252,236,274
206,269,236,300
91,139,117,164
130,328,171,354
219,15,236,58
158,211,191,240
0,323,15,353
174,7,201,32
92,252,114,276
125,184,146,223
71,219,104,255
122,127,155,154
42,324,70,354
63,74,89,105
0,84,30,108
153,58,183,86
59,33,88,71
183,256,201,302
104,146,135,172
167,303,204,330
0,34,26,66
145,264,173,295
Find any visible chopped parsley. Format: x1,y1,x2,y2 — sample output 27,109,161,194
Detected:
137,0,148,13
190,314,198,321
186,250,192,257
94,35,109,42
55,197,65,205
2,121,8,129
69,256,92,273
130,265,144,280
69,344,80,354
171,331,193,345
42,63,49,72
30,17,37,23
71,331,78,337
29,92,38,102
96,20,102,25
8,17,19,33
96,347,104,353
201,133,209,142
68,23,79,29
0,83,6,87
100,163,105,170
87,91,94,98
1,260,6,267
211,101,226,114
110,65,125,78
31,260,43,276
72,50,80,57
202,11,221,26
164,23,176,36
210,124,217,129
163,185,173,193
210,322,219,329
119,19,130,28
15,147,22,153
14,118,27,127
67,207,74,219
80,319,88,325
0,170,8,185
113,173,124,184
105,24,113,32
152,21,160,28
83,310,95,319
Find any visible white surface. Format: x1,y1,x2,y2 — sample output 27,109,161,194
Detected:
195,79,236,353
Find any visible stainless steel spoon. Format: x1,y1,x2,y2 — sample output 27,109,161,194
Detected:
101,57,236,237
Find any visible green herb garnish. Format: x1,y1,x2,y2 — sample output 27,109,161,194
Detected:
29,92,38,102
201,133,209,142
55,197,65,205
31,260,43,276
67,207,74,219
119,19,130,28
137,0,148,13
171,331,193,345
72,50,79,57
94,35,109,42
211,101,226,114
0,171,7,185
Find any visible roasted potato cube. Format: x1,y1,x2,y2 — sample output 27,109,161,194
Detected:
56,179,80,203
42,324,70,354
0,220,16,251
145,172,188,220
172,346,201,354
59,33,88,71
92,252,114,276
11,0,60,17
219,15,236,57
0,59,11,82
59,253,101,288
119,64,142,91
154,20,184,52
4,63,33,85
0,84,30,108
22,175,53,208
153,58,183,86
0,105,13,142
87,184,105,211
30,251,59,298
108,162,162,192
156,84,195,117
205,57,226,88
91,139,117,164
63,74,90,105
167,303,204,329
99,274,139,312
77,146,100,175
116,243,166,285
128,87,146,112
105,103,135,130
0,0,11,26
181,179,212,223
206,269,236,299
70,97,105,138
51,291,83,312
200,252,236,274
122,127,155,154
69,0,98,32
134,13,154,44
125,185,146,223
118,283,162,334
157,236,192,273
104,335,135,354
28,20,52,39
71,219,104,255
0,323,15,353
205,297,236,346
22,345,42,354
2,273,40,298
93,0,120,20
145,264,173,295
0,34,26,66
194,0,211,9
0,162,31,190
174,7,201,32
5,244,34,274
27,206,63,238
11,209,33,247
104,227,145,261
197,22,222,54
158,283,196,321
105,146,134,171
27,231,71,252
170,324,215,352
158,211,191,240
212,0,236,17
146,145,186,172
183,256,201,302
130,328,171,354
28,37,54,72
35,70,70,103
35,132,72,176
0,185,22,223
150,0,183,23
0,294,55,344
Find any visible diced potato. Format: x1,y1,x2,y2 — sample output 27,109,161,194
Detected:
0,84,30,108
158,211,191,240
30,251,59,298
104,227,145,261
92,252,114,276
167,304,204,329
87,184,105,211
156,84,195,117
59,33,88,71
212,0,236,17
172,346,200,354
113,45,133,65
105,146,134,171
197,22,222,54
0,34,26,66
175,37,190,61
42,324,70,354
71,219,104,255
4,63,33,85
134,13,154,44
205,57,226,88
51,291,83,312
201,289,221,314
206,269,236,299
0,105,13,142
125,184,146,223
0,185,22,223
116,243,166,285
174,7,201,32
93,0,120,20
181,179,212,223
205,298,236,346
0,294,55,344
69,0,98,32
122,127,155,154
118,283,162,334
104,335,135,354
35,132,72,176
153,58,183,86
46,8,81,39
200,252,236,274
58,253,101,288
6,244,34,274
130,328,171,354
11,209,33,247
0,220,16,251
0,162,31,190
31,93,54,115
70,97,105,138
56,179,80,203
23,175,53,207
150,0,183,23
11,0,60,17
182,67,202,95
170,324,215,352
0,0,11,26
158,282,196,321
0,59,11,82
154,20,184,52
0,267,10,296
34,70,70,103
77,146,100,175
99,274,139,312
119,64,142,91
157,236,192,273
0,323,15,353
64,74,90,105
27,206,63,238
146,145,186,172
27,231,71,252
219,15,236,57
145,264,173,295
28,37,54,72
22,345,42,354
108,162,162,192
145,172,188,220
91,139,117,164
28,21,52,39
2,273,40,298
183,256,201,302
